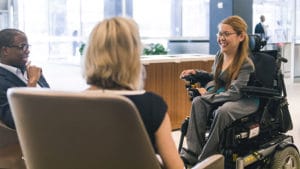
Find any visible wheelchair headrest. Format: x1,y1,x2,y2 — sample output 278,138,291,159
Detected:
249,35,267,52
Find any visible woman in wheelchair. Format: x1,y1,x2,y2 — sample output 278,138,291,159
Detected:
179,15,259,165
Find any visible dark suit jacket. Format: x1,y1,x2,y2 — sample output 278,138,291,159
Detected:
0,67,50,129
255,23,265,34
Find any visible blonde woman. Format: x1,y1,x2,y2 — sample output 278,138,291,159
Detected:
180,15,258,165
83,17,184,169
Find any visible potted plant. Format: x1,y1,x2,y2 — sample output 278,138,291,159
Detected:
143,43,168,55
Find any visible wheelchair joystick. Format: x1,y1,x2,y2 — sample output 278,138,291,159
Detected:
182,75,201,101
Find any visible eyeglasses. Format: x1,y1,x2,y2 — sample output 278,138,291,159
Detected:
216,32,237,38
7,44,30,52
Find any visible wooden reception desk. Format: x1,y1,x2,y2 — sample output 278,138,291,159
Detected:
141,54,215,129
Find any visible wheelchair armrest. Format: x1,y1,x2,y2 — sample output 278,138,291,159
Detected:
240,86,281,98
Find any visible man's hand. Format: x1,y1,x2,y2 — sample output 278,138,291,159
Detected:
26,61,42,87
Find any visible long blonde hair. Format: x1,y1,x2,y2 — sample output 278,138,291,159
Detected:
214,15,253,89
83,17,142,90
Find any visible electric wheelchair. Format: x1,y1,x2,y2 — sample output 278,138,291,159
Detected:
179,35,300,169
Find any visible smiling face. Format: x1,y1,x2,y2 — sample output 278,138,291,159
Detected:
217,24,244,56
1,32,30,68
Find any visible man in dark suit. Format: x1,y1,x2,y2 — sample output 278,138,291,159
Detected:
255,15,269,41
0,28,50,129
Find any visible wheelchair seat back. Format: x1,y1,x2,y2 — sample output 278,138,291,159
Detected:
250,52,276,88
248,35,277,89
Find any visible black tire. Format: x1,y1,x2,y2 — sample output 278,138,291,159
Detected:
270,146,300,169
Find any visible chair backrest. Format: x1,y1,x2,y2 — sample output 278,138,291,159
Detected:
251,51,276,88
8,87,161,169
248,34,267,53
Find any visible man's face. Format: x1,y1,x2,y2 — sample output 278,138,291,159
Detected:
2,33,30,68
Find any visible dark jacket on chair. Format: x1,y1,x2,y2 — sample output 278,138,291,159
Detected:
0,67,50,129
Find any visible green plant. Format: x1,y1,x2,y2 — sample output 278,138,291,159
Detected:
79,42,168,56
143,43,168,55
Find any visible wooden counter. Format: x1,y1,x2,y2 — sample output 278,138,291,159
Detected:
142,54,214,129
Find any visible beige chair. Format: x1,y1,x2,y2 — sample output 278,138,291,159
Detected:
7,87,224,169
192,154,224,169
0,120,26,169
8,87,162,169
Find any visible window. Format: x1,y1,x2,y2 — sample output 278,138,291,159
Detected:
253,0,294,43
133,0,171,37
16,0,209,64
182,0,209,37
19,0,103,63
0,0,10,30
296,0,300,39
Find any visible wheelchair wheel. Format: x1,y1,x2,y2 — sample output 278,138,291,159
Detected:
270,146,300,169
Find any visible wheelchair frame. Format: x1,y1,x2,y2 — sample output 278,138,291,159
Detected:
179,35,300,169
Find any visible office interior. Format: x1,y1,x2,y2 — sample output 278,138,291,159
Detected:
1,0,300,153
1,0,299,80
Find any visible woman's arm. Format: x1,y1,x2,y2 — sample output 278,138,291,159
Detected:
201,61,254,104
155,114,184,169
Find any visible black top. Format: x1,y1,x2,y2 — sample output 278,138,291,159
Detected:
125,91,167,152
